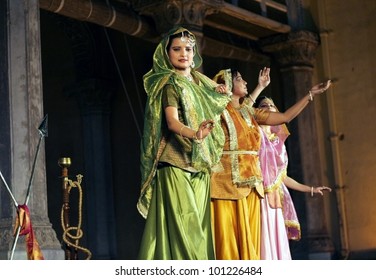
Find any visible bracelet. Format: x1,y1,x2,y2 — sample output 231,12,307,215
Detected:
248,95,255,103
309,91,313,102
179,125,187,137
311,186,314,197
193,130,203,144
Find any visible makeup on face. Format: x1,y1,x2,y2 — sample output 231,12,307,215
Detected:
167,37,194,71
259,100,277,112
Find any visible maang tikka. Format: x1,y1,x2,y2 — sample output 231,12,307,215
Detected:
180,32,196,47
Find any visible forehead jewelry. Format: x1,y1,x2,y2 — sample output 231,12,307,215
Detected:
180,32,196,47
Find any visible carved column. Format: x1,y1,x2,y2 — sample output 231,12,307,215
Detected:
261,31,334,259
65,79,117,259
0,0,63,259
133,0,222,34
133,0,223,70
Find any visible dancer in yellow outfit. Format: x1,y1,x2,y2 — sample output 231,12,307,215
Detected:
210,68,331,259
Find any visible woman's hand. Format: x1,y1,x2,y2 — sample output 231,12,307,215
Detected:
258,67,271,89
313,186,332,196
215,84,229,95
196,120,215,140
310,80,332,96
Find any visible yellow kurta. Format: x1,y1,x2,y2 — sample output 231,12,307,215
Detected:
211,103,269,260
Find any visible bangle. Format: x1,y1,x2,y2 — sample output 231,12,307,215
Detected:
311,186,314,197
193,130,203,144
309,91,313,101
179,125,187,137
248,95,255,103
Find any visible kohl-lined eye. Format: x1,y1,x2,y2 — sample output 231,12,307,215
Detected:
260,103,275,108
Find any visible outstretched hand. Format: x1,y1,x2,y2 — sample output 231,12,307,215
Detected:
310,80,331,96
313,186,332,196
258,67,271,88
196,120,215,140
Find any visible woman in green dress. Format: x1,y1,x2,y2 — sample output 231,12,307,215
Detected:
137,27,230,260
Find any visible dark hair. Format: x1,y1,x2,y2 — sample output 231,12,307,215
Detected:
166,31,194,51
254,95,270,108
230,68,239,80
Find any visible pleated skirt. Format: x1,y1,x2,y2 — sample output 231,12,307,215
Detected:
260,194,292,260
138,165,215,260
211,189,260,260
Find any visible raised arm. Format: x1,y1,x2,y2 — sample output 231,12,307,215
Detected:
259,80,331,126
248,67,271,103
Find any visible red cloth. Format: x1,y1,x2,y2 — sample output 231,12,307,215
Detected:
14,204,44,260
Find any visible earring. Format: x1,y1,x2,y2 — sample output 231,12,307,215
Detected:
191,61,195,68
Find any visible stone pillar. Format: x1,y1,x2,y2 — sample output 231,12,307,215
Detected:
0,0,63,259
261,31,334,259
65,79,117,260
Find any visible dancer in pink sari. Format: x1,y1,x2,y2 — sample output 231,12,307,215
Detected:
255,96,331,260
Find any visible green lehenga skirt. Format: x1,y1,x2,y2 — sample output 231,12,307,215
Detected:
138,165,215,260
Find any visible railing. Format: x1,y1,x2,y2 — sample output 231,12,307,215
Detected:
227,0,288,23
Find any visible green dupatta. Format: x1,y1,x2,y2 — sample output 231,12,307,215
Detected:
137,27,230,218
